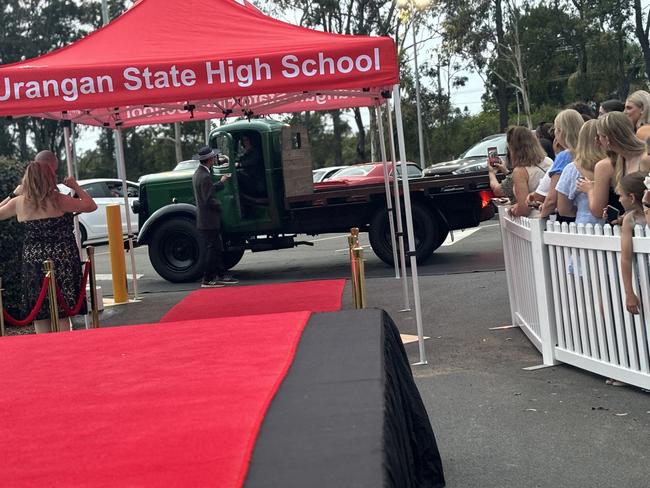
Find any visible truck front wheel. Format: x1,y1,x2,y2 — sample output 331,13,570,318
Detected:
148,218,203,283
368,202,441,266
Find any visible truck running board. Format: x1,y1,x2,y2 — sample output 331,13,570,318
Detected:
248,236,313,253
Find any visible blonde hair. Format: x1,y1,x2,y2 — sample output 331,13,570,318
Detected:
21,161,59,212
597,111,646,188
626,90,650,128
574,120,605,172
554,109,584,153
506,126,546,167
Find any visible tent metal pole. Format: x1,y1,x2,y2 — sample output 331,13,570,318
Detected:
392,84,427,366
101,0,109,25
412,25,426,169
386,100,410,311
71,122,80,179
375,105,399,279
114,128,139,300
63,123,83,256
64,122,91,329
205,120,210,144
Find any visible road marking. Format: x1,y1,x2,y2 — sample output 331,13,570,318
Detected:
441,227,484,246
334,245,370,253
401,334,430,344
307,234,349,243
94,247,147,257
95,274,144,281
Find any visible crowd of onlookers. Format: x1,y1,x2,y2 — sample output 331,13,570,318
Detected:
487,91,650,319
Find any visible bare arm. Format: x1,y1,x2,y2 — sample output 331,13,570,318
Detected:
488,171,505,197
620,213,640,314
488,163,508,197
0,184,22,209
557,192,576,218
509,168,530,217
540,174,561,218
0,196,18,220
57,178,97,213
579,159,612,218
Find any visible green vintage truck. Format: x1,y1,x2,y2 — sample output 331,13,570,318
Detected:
135,119,494,282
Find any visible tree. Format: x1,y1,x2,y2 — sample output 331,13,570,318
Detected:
493,0,533,128
0,0,128,161
633,0,650,84
270,0,405,161
440,0,511,130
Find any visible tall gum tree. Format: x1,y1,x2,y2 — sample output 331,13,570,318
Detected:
270,0,404,162
440,0,510,130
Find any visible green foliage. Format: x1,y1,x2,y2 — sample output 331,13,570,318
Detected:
77,121,213,180
514,4,645,106
0,157,27,317
0,0,132,160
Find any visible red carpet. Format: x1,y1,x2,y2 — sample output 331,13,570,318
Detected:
161,279,345,323
0,311,310,487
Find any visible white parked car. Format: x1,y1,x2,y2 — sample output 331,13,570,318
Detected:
58,178,139,243
173,159,200,171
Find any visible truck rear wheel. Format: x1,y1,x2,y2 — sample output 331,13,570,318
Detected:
148,218,203,283
368,202,441,266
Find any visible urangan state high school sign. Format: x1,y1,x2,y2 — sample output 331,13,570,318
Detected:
0,47,389,113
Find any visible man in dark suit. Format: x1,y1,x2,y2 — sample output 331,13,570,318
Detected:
192,146,238,288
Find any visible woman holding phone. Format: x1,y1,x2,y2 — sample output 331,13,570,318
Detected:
488,126,552,217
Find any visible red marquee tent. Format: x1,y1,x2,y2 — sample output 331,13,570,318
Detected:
0,0,428,364
0,0,398,127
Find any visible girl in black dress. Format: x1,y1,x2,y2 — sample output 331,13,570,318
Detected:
0,161,97,333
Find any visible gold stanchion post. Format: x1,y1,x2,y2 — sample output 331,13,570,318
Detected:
348,228,361,308
0,277,5,337
106,204,128,303
348,235,359,308
86,246,100,328
350,227,359,246
353,246,367,308
43,260,60,333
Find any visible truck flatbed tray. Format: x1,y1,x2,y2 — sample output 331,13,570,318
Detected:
285,173,490,206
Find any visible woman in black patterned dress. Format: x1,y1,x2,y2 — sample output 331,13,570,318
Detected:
0,161,97,333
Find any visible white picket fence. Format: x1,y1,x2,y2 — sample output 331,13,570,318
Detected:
498,207,650,389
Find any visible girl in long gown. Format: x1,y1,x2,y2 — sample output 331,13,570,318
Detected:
0,161,97,333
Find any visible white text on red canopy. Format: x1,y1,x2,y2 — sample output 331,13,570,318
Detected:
1,49,382,104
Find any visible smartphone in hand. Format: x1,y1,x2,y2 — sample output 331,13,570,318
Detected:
487,146,499,167
606,205,620,223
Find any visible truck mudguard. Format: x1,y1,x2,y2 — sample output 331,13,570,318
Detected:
137,203,197,245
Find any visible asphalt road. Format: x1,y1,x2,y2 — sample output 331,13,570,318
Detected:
91,219,505,295
90,218,650,488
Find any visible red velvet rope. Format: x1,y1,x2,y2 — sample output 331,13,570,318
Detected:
54,261,91,317
2,276,51,327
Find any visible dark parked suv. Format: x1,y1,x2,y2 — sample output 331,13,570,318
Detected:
424,134,507,176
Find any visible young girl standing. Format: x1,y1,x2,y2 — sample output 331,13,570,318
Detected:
617,173,648,315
